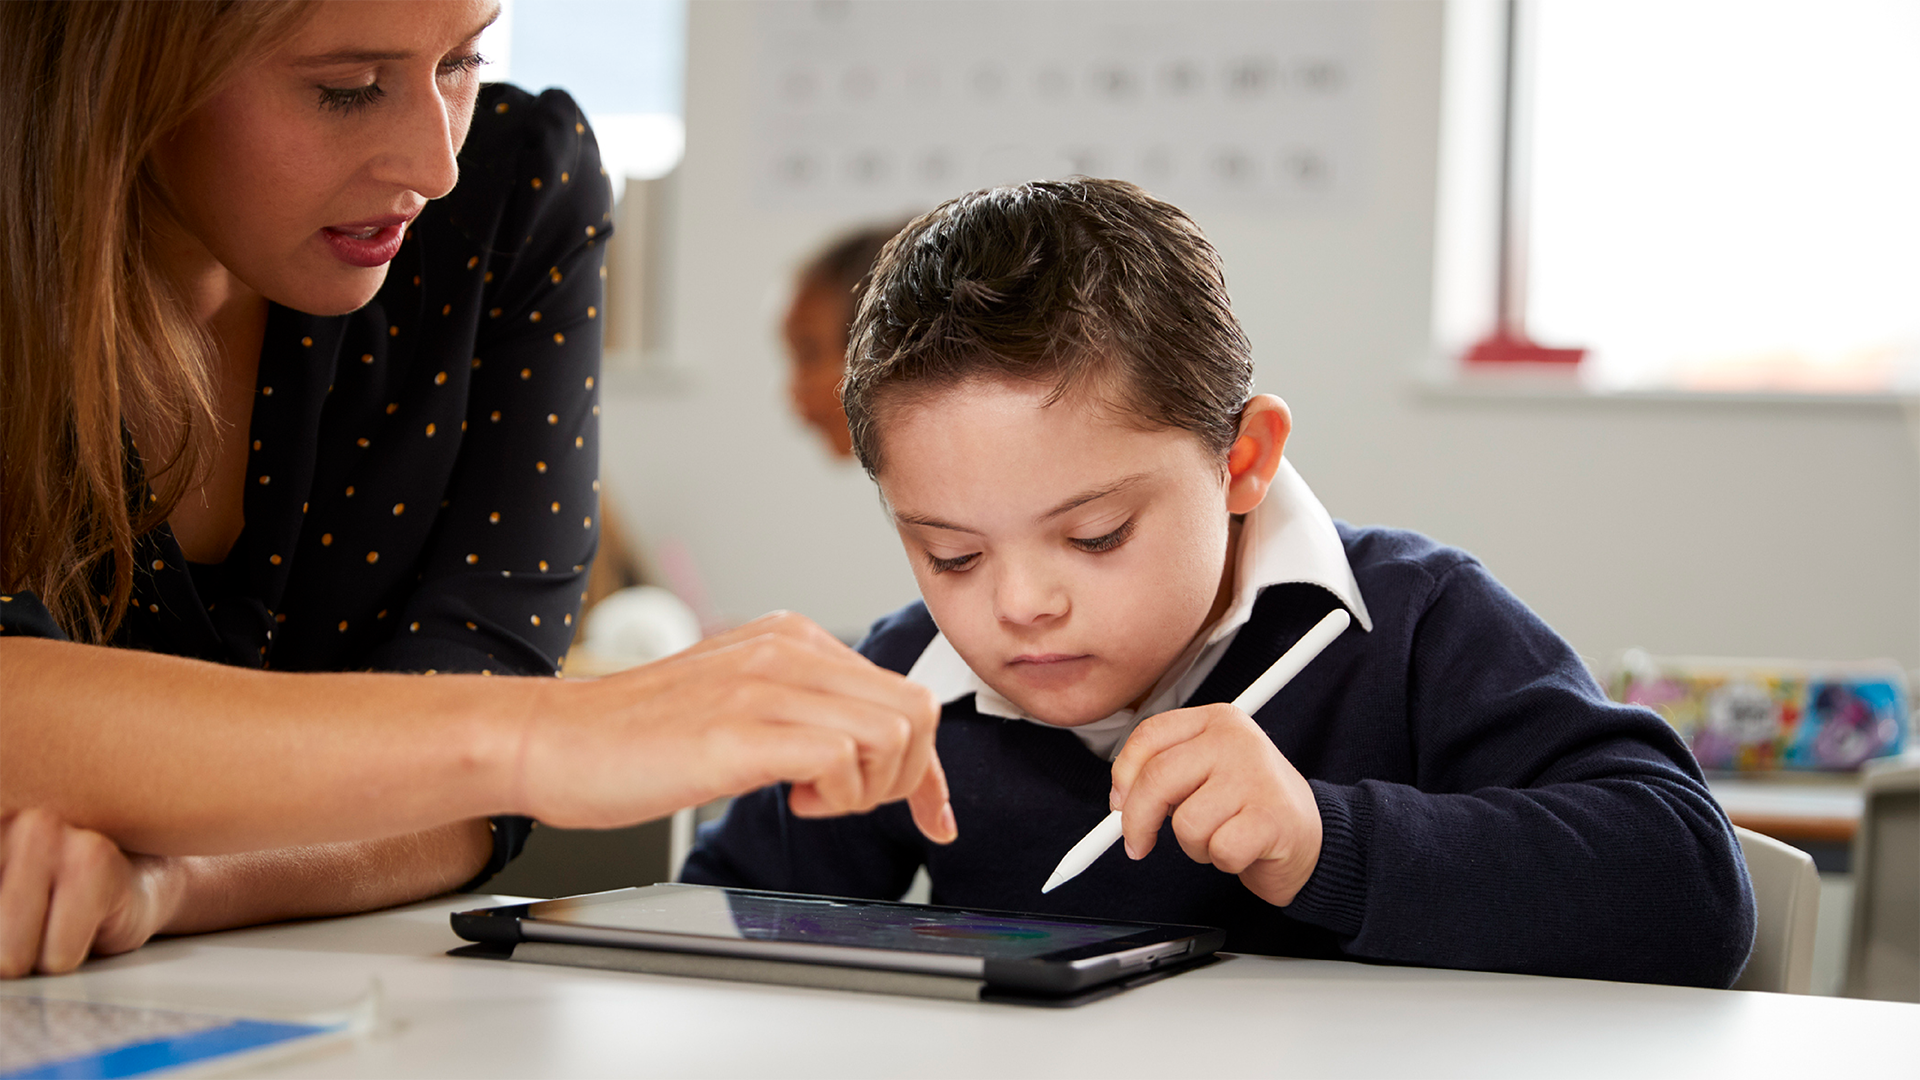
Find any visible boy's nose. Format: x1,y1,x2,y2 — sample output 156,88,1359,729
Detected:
993,565,1069,626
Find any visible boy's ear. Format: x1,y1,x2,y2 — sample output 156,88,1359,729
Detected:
1225,395,1292,516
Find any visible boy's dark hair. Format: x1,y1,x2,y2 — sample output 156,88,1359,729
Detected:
842,177,1254,477
798,220,911,302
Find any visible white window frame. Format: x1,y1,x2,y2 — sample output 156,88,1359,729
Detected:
1428,0,1919,405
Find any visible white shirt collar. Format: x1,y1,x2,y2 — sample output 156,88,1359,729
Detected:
905,459,1371,758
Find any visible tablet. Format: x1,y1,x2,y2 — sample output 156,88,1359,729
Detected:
452,884,1224,997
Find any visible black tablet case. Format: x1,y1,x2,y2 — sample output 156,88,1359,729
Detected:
447,940,1223,1008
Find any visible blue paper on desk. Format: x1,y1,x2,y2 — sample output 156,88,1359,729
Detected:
0,997,336,1079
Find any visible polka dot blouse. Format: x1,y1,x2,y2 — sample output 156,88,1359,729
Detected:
1,85,609,683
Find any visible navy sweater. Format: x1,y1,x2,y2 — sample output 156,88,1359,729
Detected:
684,525,1756,988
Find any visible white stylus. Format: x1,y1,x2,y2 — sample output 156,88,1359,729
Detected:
1040,606,1353,894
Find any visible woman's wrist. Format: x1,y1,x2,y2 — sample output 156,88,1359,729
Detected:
130,853,192,944
460,671,568,822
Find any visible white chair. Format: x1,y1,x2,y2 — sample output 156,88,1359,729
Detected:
1730,826,1819,993
1843,755,1919,1002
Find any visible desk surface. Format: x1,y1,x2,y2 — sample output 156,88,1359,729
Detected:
6,896,1913,1079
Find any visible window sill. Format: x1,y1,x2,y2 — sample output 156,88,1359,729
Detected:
1415,361,1920,410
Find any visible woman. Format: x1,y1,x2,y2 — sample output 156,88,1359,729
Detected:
0,0,953,978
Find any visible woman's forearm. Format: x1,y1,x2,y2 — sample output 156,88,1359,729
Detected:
4,613,956,859
155,819,494,936
0,638,534,855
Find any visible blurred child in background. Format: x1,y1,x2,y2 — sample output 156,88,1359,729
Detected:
781,222,909,458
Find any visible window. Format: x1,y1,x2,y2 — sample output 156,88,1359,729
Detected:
1435,0,1920,395
478,0,687,201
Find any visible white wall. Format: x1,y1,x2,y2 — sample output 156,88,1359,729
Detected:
597,1,923,640
601,0,1920,668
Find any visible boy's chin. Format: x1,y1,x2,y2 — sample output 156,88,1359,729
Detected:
1000,686,1137,728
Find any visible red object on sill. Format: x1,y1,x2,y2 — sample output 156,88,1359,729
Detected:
1464,332,1586,366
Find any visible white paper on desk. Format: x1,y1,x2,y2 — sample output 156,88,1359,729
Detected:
0,979,377,1079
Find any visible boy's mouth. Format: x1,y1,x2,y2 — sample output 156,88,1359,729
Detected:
1009,653,1088,665
1004,652,1097,694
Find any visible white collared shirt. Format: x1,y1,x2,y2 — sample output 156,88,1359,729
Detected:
904,459,1373,760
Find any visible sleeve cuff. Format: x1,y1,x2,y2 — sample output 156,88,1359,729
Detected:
455,815,535,893
0,591,70,640
1282,780,1372,938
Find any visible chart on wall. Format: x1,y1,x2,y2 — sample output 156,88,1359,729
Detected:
752,0,1370,213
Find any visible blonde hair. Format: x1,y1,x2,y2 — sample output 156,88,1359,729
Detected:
0,1,312,641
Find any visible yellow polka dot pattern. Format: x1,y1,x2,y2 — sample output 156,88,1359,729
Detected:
55,86,605,681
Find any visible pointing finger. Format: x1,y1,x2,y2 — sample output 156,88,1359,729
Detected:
905,751,957,844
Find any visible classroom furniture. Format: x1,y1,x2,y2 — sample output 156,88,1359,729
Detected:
1844,755,1920,1002
1730,827,1820,994
1708,776,1863,872
6,896,1913,1079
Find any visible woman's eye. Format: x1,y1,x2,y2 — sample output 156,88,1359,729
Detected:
318,83,384,114
316,52,482,116
439,52,486,78
1071,519,1135,554
926,551,979,574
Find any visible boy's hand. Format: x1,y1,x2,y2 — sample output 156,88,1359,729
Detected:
1108,704,1321,907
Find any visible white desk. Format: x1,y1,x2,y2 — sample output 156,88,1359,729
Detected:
8,895,1914,1078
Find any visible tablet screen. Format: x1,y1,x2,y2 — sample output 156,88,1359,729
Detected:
526,886,1156,961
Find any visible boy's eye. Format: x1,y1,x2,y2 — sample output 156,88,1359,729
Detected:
1070,519,1135,554
926,551,979,574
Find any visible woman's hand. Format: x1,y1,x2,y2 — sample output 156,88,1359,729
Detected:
518,613,957,843
1109,703,1322,907
0,808,177,977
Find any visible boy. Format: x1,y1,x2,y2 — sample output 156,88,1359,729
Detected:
685,179,1754,988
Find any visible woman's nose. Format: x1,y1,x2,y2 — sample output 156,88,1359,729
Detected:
376,82,462,201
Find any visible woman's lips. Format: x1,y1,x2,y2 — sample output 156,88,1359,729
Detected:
319,215,412,268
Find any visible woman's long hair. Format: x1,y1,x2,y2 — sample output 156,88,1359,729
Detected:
0,1,311,641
